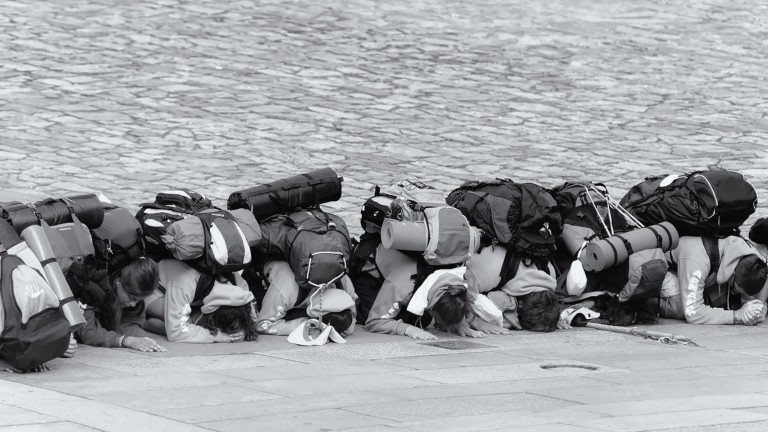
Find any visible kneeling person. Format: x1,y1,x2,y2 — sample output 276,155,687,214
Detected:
145,259,258,343
464,244,560,333
256,260,356,337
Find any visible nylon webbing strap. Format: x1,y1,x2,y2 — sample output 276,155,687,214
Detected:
647,225,663,248
40,258,57,266
616,234,634,256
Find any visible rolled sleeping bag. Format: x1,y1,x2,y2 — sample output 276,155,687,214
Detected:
580,221,679,272
227,168,343,221
0,194,104,234
560,224,597,257
20,224,86,330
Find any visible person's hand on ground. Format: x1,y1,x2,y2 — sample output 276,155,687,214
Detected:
452,322,487,338
405,326,437,340
1,360,50,374
469,316,510,335
61,333,77,358
736,300,764,326
557,318,572,330
123,336,167,352
217,331,245,343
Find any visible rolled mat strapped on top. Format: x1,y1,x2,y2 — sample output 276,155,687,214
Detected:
227,168,343,221
19,224,87,330
0,194,105,234
580,221,679,272
381,219,428,251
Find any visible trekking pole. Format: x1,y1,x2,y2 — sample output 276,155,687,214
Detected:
585,322,700,347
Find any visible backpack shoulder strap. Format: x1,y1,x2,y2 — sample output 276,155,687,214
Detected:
702,236,720,276
495,248,520,290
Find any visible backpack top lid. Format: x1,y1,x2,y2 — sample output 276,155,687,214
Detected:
447,179,563,259
620,170,757,238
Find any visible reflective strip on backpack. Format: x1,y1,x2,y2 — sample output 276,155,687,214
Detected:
208,219,251,266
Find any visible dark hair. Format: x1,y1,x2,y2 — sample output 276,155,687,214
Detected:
118,258,159,298
518,290,560,332
102,258,159,331
734,255,768,296
198,303,258,341
592,294,658,326
321,309,353,334
429,285,474,329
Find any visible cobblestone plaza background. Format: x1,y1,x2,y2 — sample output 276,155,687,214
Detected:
2,1,768,431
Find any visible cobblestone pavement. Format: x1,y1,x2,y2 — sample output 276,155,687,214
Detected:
1,0,768,431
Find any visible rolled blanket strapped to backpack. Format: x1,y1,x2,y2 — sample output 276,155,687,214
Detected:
0,194,104,234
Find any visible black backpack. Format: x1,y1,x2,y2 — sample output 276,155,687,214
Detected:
446,179,563,259
284,209,351,290
620,170,757,238
0,241,71,371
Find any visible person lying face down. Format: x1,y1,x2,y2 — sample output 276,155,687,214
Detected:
73,257,166,352
144,259,257,344
350,238,479,340
661,236,768,325
464,244,561,333
256,259,357,337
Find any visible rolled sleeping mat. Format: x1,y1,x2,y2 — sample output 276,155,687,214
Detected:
227,168,343,221
0,219,44,276
381,219,428,251
20,224,86,330
0,194,105,234
580,221,679,272
560,224,598,257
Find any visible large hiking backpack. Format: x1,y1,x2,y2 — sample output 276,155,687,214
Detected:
91,204,145,274
360,180,447,231
228,168,343,221
553,182,638,259
135,189,216,260
0,224,71,371
551,182,668,306
260,209,351,290
161,208,253,275
620,170,757,238
447,179,563,259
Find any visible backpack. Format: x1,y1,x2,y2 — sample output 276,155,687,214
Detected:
161,208,253,274
283,209,351,290
360,180,446,231
91,205,145,274
0,222,71,371
620,170,757,238
552,182,638,259
447,179,563,259
135,189,216,260
0,194,104,234
228,168,343,221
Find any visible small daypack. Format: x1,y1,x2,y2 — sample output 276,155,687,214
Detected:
91,205,145,274
228,168,344,221
0,231,71,371
620,170,757,238
447,179,563,259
